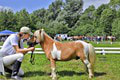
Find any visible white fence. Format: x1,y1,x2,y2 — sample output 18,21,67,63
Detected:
29,47,120,55
95,47,120,55
1,46,120,55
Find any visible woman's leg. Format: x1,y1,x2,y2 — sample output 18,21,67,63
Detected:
5,65,24,76
3,53,24,66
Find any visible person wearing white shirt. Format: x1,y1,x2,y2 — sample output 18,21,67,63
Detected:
0,26,35,80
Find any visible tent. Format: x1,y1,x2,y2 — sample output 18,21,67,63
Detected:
0,30,16,36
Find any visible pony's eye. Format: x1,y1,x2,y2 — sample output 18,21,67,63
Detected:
34,36,37,38
30,35,33,38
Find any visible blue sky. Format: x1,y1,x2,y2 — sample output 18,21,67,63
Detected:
0,0,110,13
83,0,110,10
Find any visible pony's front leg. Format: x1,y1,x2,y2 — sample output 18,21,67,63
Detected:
50,59,57,80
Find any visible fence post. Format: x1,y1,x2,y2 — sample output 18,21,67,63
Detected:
101,49,105,55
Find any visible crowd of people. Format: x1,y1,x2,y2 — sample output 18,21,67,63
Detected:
0,36,8,42
54,35,116,42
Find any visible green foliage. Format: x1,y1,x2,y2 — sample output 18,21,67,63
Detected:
46,21,69,37
63,0,83,28
0,9,17,31
109,0,120,6
15,9,33,30
99,8,116,36
112,18,120,39
1,0,120,39
69,24,94,36
48,0,63,20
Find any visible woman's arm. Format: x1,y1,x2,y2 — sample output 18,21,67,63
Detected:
13,45,35,54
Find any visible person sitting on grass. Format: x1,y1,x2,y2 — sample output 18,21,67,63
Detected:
0,26,35,80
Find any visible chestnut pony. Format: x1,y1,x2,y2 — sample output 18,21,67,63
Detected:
29,29,96,80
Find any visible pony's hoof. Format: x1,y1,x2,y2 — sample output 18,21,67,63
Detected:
52,77,57,80
89,74,94,78
50,74,52,77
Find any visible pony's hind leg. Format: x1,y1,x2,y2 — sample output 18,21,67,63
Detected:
84,63,88,74
83,59,94,78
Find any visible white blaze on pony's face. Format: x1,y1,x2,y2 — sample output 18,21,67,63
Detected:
34,29,44,43
34,30,40,43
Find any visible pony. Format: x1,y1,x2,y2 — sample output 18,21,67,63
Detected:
28,29,96,80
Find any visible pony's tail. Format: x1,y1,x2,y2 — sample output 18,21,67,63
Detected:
88,44,96,74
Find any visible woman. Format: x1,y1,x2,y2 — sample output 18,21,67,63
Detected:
0,27,35,80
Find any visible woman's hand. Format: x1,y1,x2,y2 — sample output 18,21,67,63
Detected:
29,47,35,52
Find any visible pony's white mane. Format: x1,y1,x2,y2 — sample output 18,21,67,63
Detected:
41,29,44,41
35,29,44,41
35,29,54,42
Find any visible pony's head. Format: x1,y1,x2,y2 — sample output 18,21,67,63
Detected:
27,29,45,45
33,29,44,43
27,33,38,47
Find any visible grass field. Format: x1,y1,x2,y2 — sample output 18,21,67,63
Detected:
1,41,120,47
0,41,120,80
0,54,120,80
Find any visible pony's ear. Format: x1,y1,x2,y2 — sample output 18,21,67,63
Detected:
39,29,42,33
39,29,44,33
39,29,44,41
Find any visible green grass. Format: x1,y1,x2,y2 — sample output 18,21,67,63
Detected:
1,41,120,47
90,41,120,47
0,41,120,80
60,41,120,47
0,54,120,80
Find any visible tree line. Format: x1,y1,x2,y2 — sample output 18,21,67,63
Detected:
0,0,120,39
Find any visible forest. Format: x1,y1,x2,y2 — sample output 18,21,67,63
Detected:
0,0,120,39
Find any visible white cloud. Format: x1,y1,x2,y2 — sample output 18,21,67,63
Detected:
83,0,110,10
0,5,12,11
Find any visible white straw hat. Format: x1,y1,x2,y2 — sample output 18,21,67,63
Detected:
20,26,33,35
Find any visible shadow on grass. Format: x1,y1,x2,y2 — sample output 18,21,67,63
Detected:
57,71,106,77
94,72,106,77
22,71,106,78
57,70,85,76
24,71,46,77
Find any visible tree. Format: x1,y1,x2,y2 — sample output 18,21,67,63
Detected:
63,0,83,28
15,9,33,31
46,21,69,37
47,0,63,21
99,8,116,36
0,9,17,31
109,0,120,6
69,24,94,36
116,8,120,18
69,5,95,36
93,4,108,35
35,21,46,30
31,8,47,24
112,18,120,39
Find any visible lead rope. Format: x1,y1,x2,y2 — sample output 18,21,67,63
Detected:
29,42,35,65
30,51,35,65
18,40,21,49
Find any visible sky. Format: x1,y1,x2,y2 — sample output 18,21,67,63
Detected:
83,0,110,10
0,0,110,13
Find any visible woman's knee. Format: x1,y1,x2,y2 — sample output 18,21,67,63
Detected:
18,53,24,58
17,53,24,62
